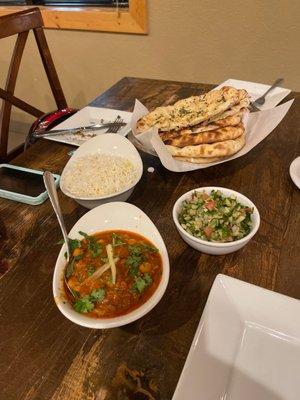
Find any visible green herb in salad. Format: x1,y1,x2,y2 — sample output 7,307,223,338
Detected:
178,190,253,242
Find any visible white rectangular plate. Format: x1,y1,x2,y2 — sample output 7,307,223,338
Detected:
214,79,291,110
172,274,300,400
45,107,132,146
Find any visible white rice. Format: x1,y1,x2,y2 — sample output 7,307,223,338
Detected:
62,153,138,197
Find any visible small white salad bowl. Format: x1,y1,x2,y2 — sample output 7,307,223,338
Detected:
53,201,170,329
60,134,143,209
172,187,260,255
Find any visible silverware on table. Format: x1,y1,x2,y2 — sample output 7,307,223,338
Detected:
105,115,124,133
249,78,284,111
31,120,126,138
43,171,75,299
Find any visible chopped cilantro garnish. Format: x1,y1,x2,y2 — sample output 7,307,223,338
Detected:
112,233,125,247
78,231,89,239
87,265,95,277
88,239,102,258
58,238,81,250
73,288,106,313
70,239,81,251
144,273,153,285
134,277,147,293
143,244,158,253
129,243,158,255
125,243,158,276
128,244,143,255
132,273,153,293
126,253,144,276
73,296,94,313
90,288,105,302
78,231,102,258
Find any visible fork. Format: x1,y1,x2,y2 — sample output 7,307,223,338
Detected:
25,119,126,147
250,78,284,111
106,115,124,133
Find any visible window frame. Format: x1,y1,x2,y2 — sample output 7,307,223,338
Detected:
0,0,147,34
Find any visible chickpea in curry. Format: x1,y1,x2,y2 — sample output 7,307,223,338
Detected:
65,230,163,318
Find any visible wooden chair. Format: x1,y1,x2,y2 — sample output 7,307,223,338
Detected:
0,7,69,161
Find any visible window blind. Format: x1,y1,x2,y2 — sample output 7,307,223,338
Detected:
0,0,128,7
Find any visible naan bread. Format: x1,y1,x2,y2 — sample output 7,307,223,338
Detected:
163,123,244,147
175,156,227,164
136,86,248,133
167,133,246,158
209,110,244,127
208,98,249,123
160,112,244,143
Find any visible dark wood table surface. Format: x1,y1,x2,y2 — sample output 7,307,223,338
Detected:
1,77,300,400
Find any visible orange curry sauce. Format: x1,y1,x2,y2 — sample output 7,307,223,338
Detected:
66,230,163,318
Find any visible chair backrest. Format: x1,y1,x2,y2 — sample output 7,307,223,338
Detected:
0,8,67,161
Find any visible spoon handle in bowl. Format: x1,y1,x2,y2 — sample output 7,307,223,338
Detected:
43,171,71,260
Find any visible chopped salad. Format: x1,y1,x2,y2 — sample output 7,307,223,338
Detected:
178,190,253,242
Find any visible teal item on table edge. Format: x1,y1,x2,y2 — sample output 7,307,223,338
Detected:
0,164,60,205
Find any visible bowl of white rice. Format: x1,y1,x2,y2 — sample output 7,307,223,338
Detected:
60,134,143,208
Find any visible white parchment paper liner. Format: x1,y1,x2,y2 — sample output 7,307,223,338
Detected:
130,99,294,172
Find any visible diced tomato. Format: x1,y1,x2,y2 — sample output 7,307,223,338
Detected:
205,200,216,211
204,226,213,238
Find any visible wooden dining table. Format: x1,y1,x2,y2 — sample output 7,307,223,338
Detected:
0,77,299,400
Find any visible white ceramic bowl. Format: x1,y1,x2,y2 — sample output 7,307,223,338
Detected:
289,156,300,189
172,187,260,255
60,134,143,209
53,202,169,329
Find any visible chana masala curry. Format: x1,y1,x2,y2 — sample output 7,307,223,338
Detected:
65,230,163,318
